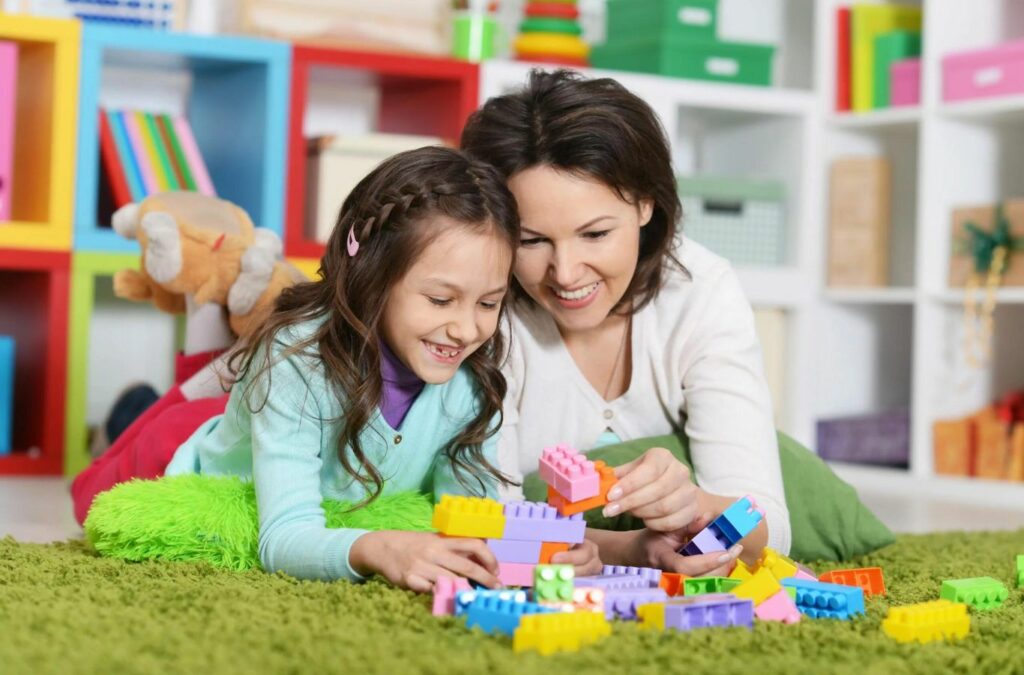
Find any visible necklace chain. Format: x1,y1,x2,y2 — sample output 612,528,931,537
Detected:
603,316,631,401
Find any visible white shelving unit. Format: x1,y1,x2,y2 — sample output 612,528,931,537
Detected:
481,0,1024,504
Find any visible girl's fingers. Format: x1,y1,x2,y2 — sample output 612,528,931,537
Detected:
405,572,435,594
441,537,500,575
435,549,501,589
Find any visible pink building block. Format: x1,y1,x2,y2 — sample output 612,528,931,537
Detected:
795,569,817,581
754,589,801,624
432,575,471,616
539,443,600,502
498,562,536,587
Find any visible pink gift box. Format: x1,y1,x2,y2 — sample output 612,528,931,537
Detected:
943,40,1024,102
891,58,921,107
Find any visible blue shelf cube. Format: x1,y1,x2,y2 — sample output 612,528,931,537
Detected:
75,25,290,252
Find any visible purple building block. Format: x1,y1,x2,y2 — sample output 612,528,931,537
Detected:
576,574,650,591
501,501,586,544
486,538,542,564
601,565,662,588
661,594,754,631
680,527,730,556
603,587,668,620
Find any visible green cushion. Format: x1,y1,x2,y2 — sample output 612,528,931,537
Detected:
84,474,435,570
523,432,895,562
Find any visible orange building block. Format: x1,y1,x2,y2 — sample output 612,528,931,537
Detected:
659,572,687,596
539,542,571,564
819,567,886,596
547,461,616,516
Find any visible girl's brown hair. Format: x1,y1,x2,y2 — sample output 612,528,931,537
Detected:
231,146,519,503
461,68,684,314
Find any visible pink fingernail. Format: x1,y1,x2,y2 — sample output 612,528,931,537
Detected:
602,503,621,517
607,486,623,501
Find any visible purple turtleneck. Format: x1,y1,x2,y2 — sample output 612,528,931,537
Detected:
380,341,425,430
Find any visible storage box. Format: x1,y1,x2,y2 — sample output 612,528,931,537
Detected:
890,58,921,107
605,0,718,43
933,417,973,477
0,336,13,456
948,201,1024,288
677,175,786,265
827,157,890,287
816,410,910,467
943,40,1024,103
850,3,922,111
592,36,774,86
872,31,921,108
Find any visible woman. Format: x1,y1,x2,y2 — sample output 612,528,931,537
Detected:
461,69,789,576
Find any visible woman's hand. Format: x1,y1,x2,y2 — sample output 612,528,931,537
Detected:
549,538,603,577
603,447,700,532
349,531,501,593
633,512,743,577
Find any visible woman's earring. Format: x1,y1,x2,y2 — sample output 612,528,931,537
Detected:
347,225,360,257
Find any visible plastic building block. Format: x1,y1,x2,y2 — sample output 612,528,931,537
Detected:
603,587,668,620
680,527,730,556
714,496,766,546
683,576,741,597
502,501,586,543
572,587,606,613
576,574,650,591
819,567,886,596
513,611,612,655
754,589,802,624
539,542,570,564
733,568,782,606
794,569,817,581
601,565,662,587
455,589,527,617
939,577,1009,611
660,572,687,596
1017,555,1023,588
730,559,753,581
534,564,575,602
498,562,536,587
756,548,799,581
881,600,970,644
782,578,865,620
540,443,601,502
432,575,471,616
487,539,543,564
432,495,505,538
547,461,616,516
465,595,555,636
638,594,754,632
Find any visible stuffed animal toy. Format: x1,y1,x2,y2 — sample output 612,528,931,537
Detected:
111,192,307,338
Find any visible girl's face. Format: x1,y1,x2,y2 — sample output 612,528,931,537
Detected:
508,166,653,335
381,218,511,384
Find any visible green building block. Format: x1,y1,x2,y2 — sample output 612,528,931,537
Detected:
534,564,574,603
1017,555,1023,588
939,577,1009,611
684,576,741,596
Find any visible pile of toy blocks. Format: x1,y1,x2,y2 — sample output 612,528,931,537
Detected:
513,1,590,67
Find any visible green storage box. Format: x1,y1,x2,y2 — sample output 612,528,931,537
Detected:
605,0,718,43
872,30,921,108
677,175,787,266
592,37,775,86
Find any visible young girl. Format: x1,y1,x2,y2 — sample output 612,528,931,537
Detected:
82,146,522,591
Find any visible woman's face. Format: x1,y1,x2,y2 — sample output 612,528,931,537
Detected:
508,166,652,335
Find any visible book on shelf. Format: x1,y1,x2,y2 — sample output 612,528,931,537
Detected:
0,336,14,456
98,108,216,213
835,6,851,112
827,156,890,287
0,40,17,222
849,3,922,112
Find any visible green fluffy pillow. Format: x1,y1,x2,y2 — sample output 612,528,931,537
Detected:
523,432,895,562
84,474,434,570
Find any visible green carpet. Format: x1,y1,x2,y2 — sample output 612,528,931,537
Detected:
2,531,1022,675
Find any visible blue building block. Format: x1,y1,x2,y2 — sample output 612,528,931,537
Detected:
454,589,527,617
782,578,865,620
464,595,555,636
0,336,13,455
714,495,765,546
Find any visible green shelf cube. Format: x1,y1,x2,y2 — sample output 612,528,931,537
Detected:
605,0,718,43
592,36,774,87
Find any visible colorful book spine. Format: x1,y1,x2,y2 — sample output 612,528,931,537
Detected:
0,40,18,221
851,4,923,111
172,115,216,196
135,111,170,192
156,114,192,190
835,7,851,112
109,111,145,201
143,112,180,191
0,336,14,456
98,109,132,207
122,110,159,195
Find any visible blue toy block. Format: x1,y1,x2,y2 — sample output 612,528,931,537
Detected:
0,336,13,455
502,501,586,543
601,565,662,588
487,538,543,564
782,578,865,620
680,527,730,556
454,589,527,617
714,496,765,546
465,595,555,636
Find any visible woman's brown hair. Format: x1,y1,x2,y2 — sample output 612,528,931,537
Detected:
230,146,519,503
460,68,684,314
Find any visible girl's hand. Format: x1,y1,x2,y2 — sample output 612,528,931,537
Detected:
633,511,743,577
350,531,501,593
603,447,700,532
549,539,603,577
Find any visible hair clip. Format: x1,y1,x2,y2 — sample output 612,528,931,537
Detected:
346,225,360,257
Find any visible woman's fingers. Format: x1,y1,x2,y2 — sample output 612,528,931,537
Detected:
658,544,743,577
641,500,700,533
550,541,603,577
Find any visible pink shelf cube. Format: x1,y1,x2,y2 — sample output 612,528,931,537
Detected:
891,58,921,107
539,443,600,502
943,40,1024,102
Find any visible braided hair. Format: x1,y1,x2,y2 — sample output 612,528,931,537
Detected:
231,146,520,504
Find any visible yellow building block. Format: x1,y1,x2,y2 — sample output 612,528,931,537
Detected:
637,602,665,630
881,600,970,644
732,567,781,606
756,548,798,581
513,611,611,655
431,495,505,538
730,558,753,581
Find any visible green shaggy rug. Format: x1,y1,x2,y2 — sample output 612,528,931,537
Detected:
1,530,1022,675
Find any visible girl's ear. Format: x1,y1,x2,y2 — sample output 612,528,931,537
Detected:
638,199,654,227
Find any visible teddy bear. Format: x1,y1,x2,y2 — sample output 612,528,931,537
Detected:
110,191,307,338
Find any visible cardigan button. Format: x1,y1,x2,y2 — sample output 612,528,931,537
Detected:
603,409,613,420
394,434,403,445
